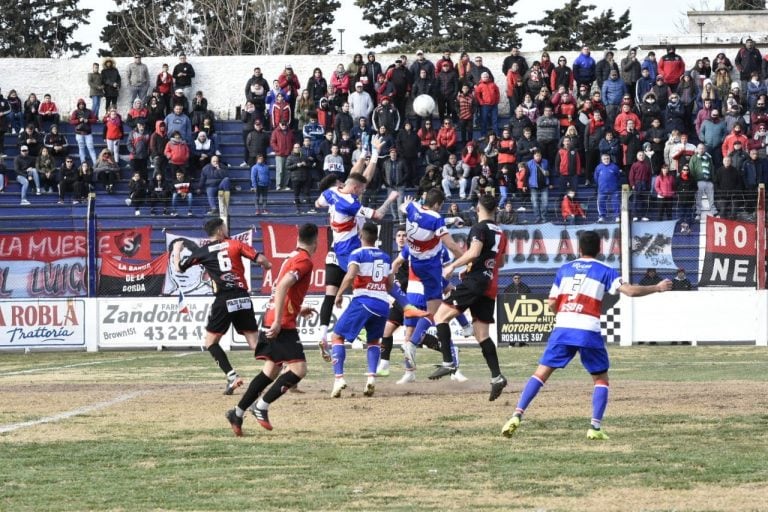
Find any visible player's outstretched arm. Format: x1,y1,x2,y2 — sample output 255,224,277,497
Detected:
254,252,272,270
391,253,406,276
361,135,383,182
619,278,673,297
399,195,415,214
334,263,359,308
440,232,465,259
373,190,400,220
443,239,482,279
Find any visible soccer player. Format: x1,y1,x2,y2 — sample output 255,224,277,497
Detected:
329,223,393,398
501,230,672,440
377,226,409,377
175,218,271,394
393,244,470,384
314,136,413,358
429,195,509,400
225,223,319,435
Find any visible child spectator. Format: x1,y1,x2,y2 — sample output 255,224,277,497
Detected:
38,94,60,126
171,169,194,217
94,148,120,194
126,171,147,216
149,172,172,215
561,189,587,224
250,153,270,215
36,147,57,194
102,107,124,158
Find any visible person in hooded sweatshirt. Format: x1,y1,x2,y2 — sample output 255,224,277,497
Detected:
69,98,98,165
149,120,169,178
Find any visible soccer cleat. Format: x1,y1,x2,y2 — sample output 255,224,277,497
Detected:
224,374,244,395
225,408,243,437
351,338,364,350
401,341,417,369
318,338,332,362
587,428,610,440
450,369,468,383
489,374,508,401
376,359,390,377
403,304,429,318
428,364,456,380
461,324,474,337
396,371,416,384
250,406,273,431
363,377,376,397
501,415,521,438
331,377,347,398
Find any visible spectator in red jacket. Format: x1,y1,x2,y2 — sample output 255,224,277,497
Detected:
561,189,586,224
38,94,60,126
722,124,749,157
613,103,641,136
436,118,457,153
156,63,174,112
270,120,295,190
164,130,190,175
658,46,686,91
629,150,652,221
277,64,301,119
474,72,500,136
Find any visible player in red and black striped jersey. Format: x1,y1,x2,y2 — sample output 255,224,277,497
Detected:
431,195,511,401
226,223,319,435
176,218,271,395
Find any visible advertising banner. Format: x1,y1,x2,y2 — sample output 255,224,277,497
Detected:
0,227,152,298
260,222,329,295
0,299,86,348
163,230,252,296
98,254,169,296
699,217,756,287
98,297,211,348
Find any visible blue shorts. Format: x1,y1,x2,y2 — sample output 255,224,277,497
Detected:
333,298,389,343
410,257,443,301
539,343,610,374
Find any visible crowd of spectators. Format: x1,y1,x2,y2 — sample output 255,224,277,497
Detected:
0,42,766,221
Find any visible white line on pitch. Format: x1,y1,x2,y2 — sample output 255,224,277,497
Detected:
173,352,197,358
0,391,145,434
0,357,149,377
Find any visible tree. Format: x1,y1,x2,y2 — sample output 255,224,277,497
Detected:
355,0,523,53
100,0,201,57
101,0,340,56
526,0,593,51
527,0,632,51
0,0,91,58
582,8,632,50
724,0,765,9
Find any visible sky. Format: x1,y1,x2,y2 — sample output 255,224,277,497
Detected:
75,0,722,57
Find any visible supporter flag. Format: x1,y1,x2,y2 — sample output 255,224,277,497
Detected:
699,216,756,287
97,254,168,296
260,222,328,294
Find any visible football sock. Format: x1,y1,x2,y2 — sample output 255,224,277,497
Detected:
436,322,454,364
331,341,346,377
381,335,394,361
422,333,440,351
237,371,274,412
451,343,460,368
320,294,335,331
262,371,302,405
456,313,469,327
591,380,609,429
478,338,501,377
411,316,434,346
366,342,381,375
207,343,233,374
389,282,409,307
515,375,545,415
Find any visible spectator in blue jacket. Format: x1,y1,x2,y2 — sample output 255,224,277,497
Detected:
641,51,657,81
250,153,271,215
164,103,192,144
601,69,627,124
635,67,654,105
598,130,622,165
525,149,551,223
573,46,596,90
594,153,622,222
302,112,325,156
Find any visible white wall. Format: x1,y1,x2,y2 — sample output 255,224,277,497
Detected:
0,47,738,121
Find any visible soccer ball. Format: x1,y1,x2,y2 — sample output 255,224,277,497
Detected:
412,94,436,117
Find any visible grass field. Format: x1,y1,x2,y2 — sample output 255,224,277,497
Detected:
1,345,768,511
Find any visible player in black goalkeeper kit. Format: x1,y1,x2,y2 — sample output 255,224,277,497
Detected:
175,218,271,394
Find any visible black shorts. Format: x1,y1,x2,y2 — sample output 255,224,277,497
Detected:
388,301,404,325
206,291,258,335
325,262,345,289
443,277,496,324
255,329,306,364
